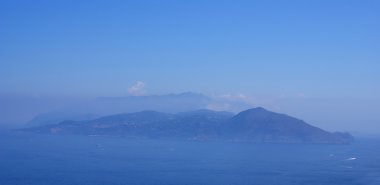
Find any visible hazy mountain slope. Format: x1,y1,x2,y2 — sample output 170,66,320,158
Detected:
21,108,353,144
221,107,353,143
27,92,212,126
25,110,234,139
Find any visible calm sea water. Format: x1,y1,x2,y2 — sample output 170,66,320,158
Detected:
0,131,379,185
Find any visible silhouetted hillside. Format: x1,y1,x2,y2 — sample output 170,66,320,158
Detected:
20,108,353,144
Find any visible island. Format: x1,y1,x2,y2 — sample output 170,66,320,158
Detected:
19,107,354,144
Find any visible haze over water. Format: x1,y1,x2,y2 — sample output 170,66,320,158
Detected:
1,0,379,184
1,0,380,135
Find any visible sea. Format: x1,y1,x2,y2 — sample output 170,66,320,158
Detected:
0,131,379,185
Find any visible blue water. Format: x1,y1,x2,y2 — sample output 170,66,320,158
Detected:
0,132,379,185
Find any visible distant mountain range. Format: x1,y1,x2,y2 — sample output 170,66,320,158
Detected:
20,107,354,144
27,92,253,126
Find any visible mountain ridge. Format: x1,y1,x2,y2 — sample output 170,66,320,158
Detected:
26,92,249,126
19,107,354,144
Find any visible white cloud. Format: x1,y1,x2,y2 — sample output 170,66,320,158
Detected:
206,93,258,112
218,93,256,105
128,81,146,96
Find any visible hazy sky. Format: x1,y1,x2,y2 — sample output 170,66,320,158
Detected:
1,0,379,135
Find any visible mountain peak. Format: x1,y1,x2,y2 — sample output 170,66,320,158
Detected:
249,107,267,111
238,107,271,116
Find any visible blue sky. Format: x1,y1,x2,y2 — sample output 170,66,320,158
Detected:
1,0,380,134
1,0,379,97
